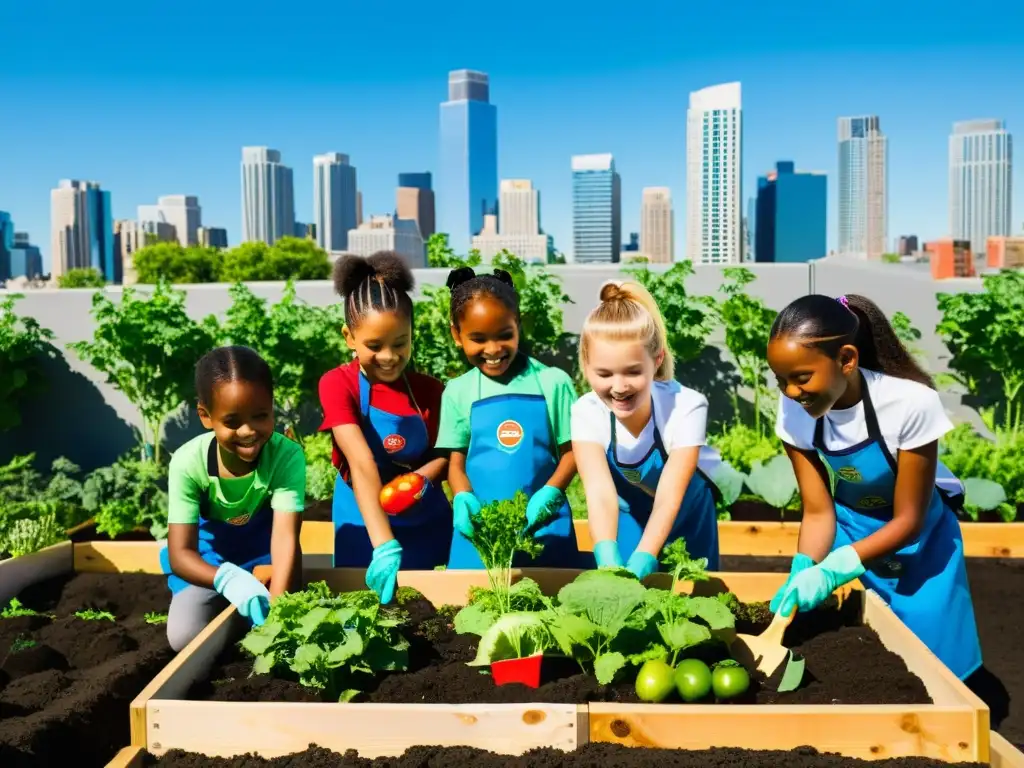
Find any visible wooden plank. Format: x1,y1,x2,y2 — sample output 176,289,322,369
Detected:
130,604,240,746
74,541,165,573
864,590,989,761
572,518,592,551
588,703,979,762
0,541,74,605
960,523,1024,558
145,701,580,758
992,733,1024,768
104,746,146,768
300,520,333,554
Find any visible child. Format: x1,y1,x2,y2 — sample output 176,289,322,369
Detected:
318,252,451,602
161,345,305,652
571,280,721,578
437,267,580,569
767,293,981,680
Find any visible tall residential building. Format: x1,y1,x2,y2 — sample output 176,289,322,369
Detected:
571,154,621,264
313,152,358,252
640,187,674,263
50,180,116,282
346,214,425,268
197,227,229,248
114,219,176,285
686,82,743,264
949,119,1013,254
138,195,201,247
241,146,295,245
498,179,540,236
396,172,435,240
438,69,498,254
9,233,43,281
838,116,888,260
754,161,827,264
0,211,13,281
471,209,548,263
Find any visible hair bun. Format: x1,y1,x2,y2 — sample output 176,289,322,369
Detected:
367,251,414,293
491,269,514,287
446,266,477,290
599,280,626,302
333,255,377,298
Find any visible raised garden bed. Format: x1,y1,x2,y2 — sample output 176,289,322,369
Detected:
105,736,1024,768
130,568,989,762
0,541,174,768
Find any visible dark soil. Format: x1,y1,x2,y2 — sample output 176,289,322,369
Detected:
303,499,332,522
0,572,174,768
726,500,803,523
190,586,930,707
140,742,987,767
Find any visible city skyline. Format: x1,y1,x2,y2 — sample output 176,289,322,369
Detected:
2,4,1022,271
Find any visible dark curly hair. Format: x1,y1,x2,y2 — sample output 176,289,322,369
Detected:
195,345,274,408
446,267,519,329
770,293,934,388
333,251,415,328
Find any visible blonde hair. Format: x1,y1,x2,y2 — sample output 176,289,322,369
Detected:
579,280,674,381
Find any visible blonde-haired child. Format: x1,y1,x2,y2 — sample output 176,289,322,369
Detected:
571,280,721,578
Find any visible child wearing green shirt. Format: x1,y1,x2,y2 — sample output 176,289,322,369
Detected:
160,346,306,651
437,267,581,569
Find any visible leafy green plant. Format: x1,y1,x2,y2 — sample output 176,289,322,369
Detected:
0,294,57,431
74,609,115,621
426,233,481,269
708,422,783,475
210,281,347,440
82,453,169,540
1,512,64,558
744,455,799,516
411,284,468,381
144,612,168,625
302,431,337,501
10,635,37,653
962,478,1016,522
941,423,1024,506
57,267,106,288
238,581,410,702
68,281,218,462
891,311,927,368
708,462,745,517
0,454,86,531
1,598,53,619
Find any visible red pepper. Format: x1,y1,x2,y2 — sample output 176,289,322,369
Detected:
379,472,427,515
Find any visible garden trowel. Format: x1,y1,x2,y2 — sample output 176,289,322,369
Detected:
730,608,805,693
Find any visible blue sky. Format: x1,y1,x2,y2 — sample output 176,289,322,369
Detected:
2,1,1022,270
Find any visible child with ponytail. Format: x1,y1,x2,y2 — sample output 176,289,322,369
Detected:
318,252,452,604
767,293,981,680
571,280,721,579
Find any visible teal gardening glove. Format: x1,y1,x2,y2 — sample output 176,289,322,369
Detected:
777,545,865,617
452,492,482,538
769,553,817,612
213,562,271,625
525,485,565,527
366,538,403,604
593,539,624,569
626,550,659,580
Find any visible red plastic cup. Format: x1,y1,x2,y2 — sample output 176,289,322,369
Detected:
491,652,543,688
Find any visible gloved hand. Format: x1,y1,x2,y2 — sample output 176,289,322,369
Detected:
526,485,565,527
626,550,659,580
770,553,817,613
778,545,865,616
213,562,271,625
366,539,403,604
593,539,624,569
452,492,482,538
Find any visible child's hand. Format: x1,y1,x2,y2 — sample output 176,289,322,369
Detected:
213,562,271,625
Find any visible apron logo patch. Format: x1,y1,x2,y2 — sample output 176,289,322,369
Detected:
496,420,524,450
225,513,251,526
622,468,643,484
836,466,863,482
857,495,889,509
383,434,406,454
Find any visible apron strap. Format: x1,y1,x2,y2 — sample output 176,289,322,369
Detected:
608,398,668,464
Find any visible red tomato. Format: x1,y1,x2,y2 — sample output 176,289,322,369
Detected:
379,472,426,515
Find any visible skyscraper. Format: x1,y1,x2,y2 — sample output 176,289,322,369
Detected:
949,119,1013,254
313,152,358,253
838,116,888,260
0,212,13,282
686,82,742,264
571,154,621,264
755,161,827,264
9,233,43,281
471,180,547,263
396,172,435,241
640,187,674,263
50,180,116,282
438,69,498,255
241,147,295,245
138,195,202,247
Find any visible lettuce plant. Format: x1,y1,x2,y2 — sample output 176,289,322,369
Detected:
239,581,410,702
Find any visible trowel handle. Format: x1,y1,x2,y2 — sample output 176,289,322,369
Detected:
761,607,796,644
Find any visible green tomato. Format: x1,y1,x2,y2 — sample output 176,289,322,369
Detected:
712,662,750,700
673,658,712,702
635,659,675,703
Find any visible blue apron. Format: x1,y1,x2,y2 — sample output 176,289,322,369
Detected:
601,402,721,571
332,371,453,569
160,436,274,595
813,373,982,680
447,360,580,569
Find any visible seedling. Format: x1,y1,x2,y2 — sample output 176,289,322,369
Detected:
144,612,168,625
74,609,116,622
10,635,37,653
1,598,54,619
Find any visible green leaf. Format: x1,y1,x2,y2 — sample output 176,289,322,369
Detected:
326,632,364,667
745,455,799,510
687,596,736,632
657,619,711,653
252,651,276,675
468,612,550,666
593,651,627,685
453,602,498,636
964,477,1008,511
297,606,333,640
556,570,647,636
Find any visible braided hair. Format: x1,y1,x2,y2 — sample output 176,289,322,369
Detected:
446,267,520,329
770,294,934,388
333,251,414,328
195,345,274,408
